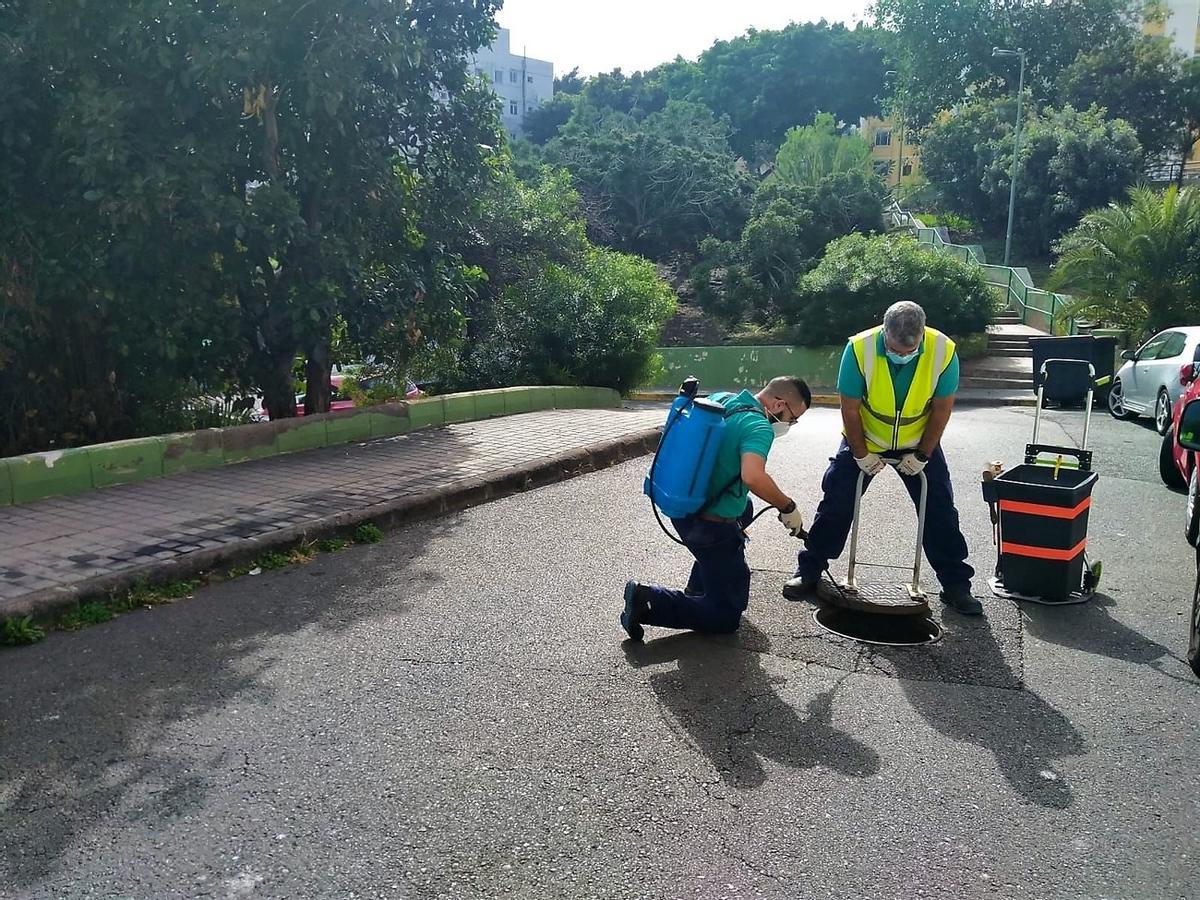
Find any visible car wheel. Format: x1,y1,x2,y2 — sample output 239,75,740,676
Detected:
1161,426,1188,490
1189,564,1200,678
1155,389,1173,435
1108,378,1135,420
1187,466,1200,545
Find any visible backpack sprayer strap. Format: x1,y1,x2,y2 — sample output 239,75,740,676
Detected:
695,400,769,515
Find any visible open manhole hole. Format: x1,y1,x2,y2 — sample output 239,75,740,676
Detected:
813,607,943,646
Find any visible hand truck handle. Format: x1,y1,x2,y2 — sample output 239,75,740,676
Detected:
1025,443,1093,472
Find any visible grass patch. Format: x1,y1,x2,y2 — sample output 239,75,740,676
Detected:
354,523,384,544
318,537,352,553
60,601,114,631
257,551,292,571
1,615,46,646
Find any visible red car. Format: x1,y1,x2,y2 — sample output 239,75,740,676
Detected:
1162,362,1200,542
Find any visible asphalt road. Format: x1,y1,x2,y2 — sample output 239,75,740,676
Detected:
2,406,1197,900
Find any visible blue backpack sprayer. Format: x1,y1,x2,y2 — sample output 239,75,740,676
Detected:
642,377,784,546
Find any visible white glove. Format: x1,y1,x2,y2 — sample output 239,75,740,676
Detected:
777,502,805,537
897,452,929,477
855,452,886,476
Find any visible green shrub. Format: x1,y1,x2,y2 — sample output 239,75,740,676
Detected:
465,248,676,393
354,523,384,544
792,233,999,346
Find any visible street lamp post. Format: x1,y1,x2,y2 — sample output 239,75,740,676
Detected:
885,70,903,198
993,47,1027,267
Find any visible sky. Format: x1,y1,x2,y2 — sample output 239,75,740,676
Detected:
495,0,875,76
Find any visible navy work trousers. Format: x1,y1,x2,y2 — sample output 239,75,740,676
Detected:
642,500,755,634
796,441,974,592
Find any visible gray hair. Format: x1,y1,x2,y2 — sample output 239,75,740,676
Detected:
883,301,926,348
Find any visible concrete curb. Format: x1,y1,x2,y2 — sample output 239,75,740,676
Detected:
3,428,661,624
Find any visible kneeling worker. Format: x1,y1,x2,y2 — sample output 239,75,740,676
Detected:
782,301,980,614
622,376,812,641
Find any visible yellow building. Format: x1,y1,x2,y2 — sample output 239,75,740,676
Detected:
1144,1,1200,174
859,115,920,191
1144,0,1200,56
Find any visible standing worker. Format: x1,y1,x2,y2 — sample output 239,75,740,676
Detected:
622,377,812,641
782,301,981,615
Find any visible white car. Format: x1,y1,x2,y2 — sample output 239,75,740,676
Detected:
1108,326,1200,434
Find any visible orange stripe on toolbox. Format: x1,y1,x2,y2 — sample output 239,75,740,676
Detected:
1001,539,1087,561
998,497,1091,519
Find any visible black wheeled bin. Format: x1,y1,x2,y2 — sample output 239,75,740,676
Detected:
1028,335,1117,404
992,460,1097,599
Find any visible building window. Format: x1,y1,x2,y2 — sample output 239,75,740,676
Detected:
494,70,503,84
527,75,534,83
510,69,519,83
510,100,519,116
902,162,913,176
875,130,892,147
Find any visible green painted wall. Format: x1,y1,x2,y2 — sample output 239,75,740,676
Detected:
648,345,845,393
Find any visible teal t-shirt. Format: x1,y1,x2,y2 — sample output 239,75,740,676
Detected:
836,333,960,406
703,390,774,518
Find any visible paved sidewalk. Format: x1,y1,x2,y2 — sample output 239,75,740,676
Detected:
0,408,662,617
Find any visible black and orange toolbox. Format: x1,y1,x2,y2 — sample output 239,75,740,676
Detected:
982,359,1103,604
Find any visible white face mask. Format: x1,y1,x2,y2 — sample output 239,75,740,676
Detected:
772,421,793,439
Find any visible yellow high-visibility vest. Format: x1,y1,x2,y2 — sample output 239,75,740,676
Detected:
850,326,955,453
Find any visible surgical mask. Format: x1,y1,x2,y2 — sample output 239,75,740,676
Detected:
772,421,793,439
886,349,920,366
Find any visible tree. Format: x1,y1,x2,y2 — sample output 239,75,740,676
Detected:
692,22,886,162
920,98,1144,254
1050,186,1200,334
874,0,1136,127
523,93,577,144
793,234,998,345
188,0,502,418
773,114,874,188
0,0,250,452
1058,31,1186,158
554,67,585,95
545,103,750,259
0,0,504,454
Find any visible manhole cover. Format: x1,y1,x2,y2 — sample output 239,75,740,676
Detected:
813,607,943,646
815,579,930,617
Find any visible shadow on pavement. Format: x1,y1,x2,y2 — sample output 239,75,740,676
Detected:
623,622,879,790
881,620,1085,810
0,516,456,889
1020,593,1173,667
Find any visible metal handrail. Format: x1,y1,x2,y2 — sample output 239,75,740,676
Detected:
905,204,1077,334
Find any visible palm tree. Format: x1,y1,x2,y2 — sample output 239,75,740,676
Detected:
1050,185,1200,336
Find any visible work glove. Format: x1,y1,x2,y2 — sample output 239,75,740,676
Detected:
777,501,806,538
897,452,929,477
854,452,886,476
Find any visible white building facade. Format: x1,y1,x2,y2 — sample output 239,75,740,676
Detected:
470,28,554,138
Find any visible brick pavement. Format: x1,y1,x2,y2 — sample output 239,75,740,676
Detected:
0,408,662,615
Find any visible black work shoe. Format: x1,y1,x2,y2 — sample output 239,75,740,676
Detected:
940,587,984,616
621,581,649,642
782,573,820,601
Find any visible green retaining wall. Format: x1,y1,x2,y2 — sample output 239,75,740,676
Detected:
647,336,990,394
0,386,620,507
648,345,845,393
